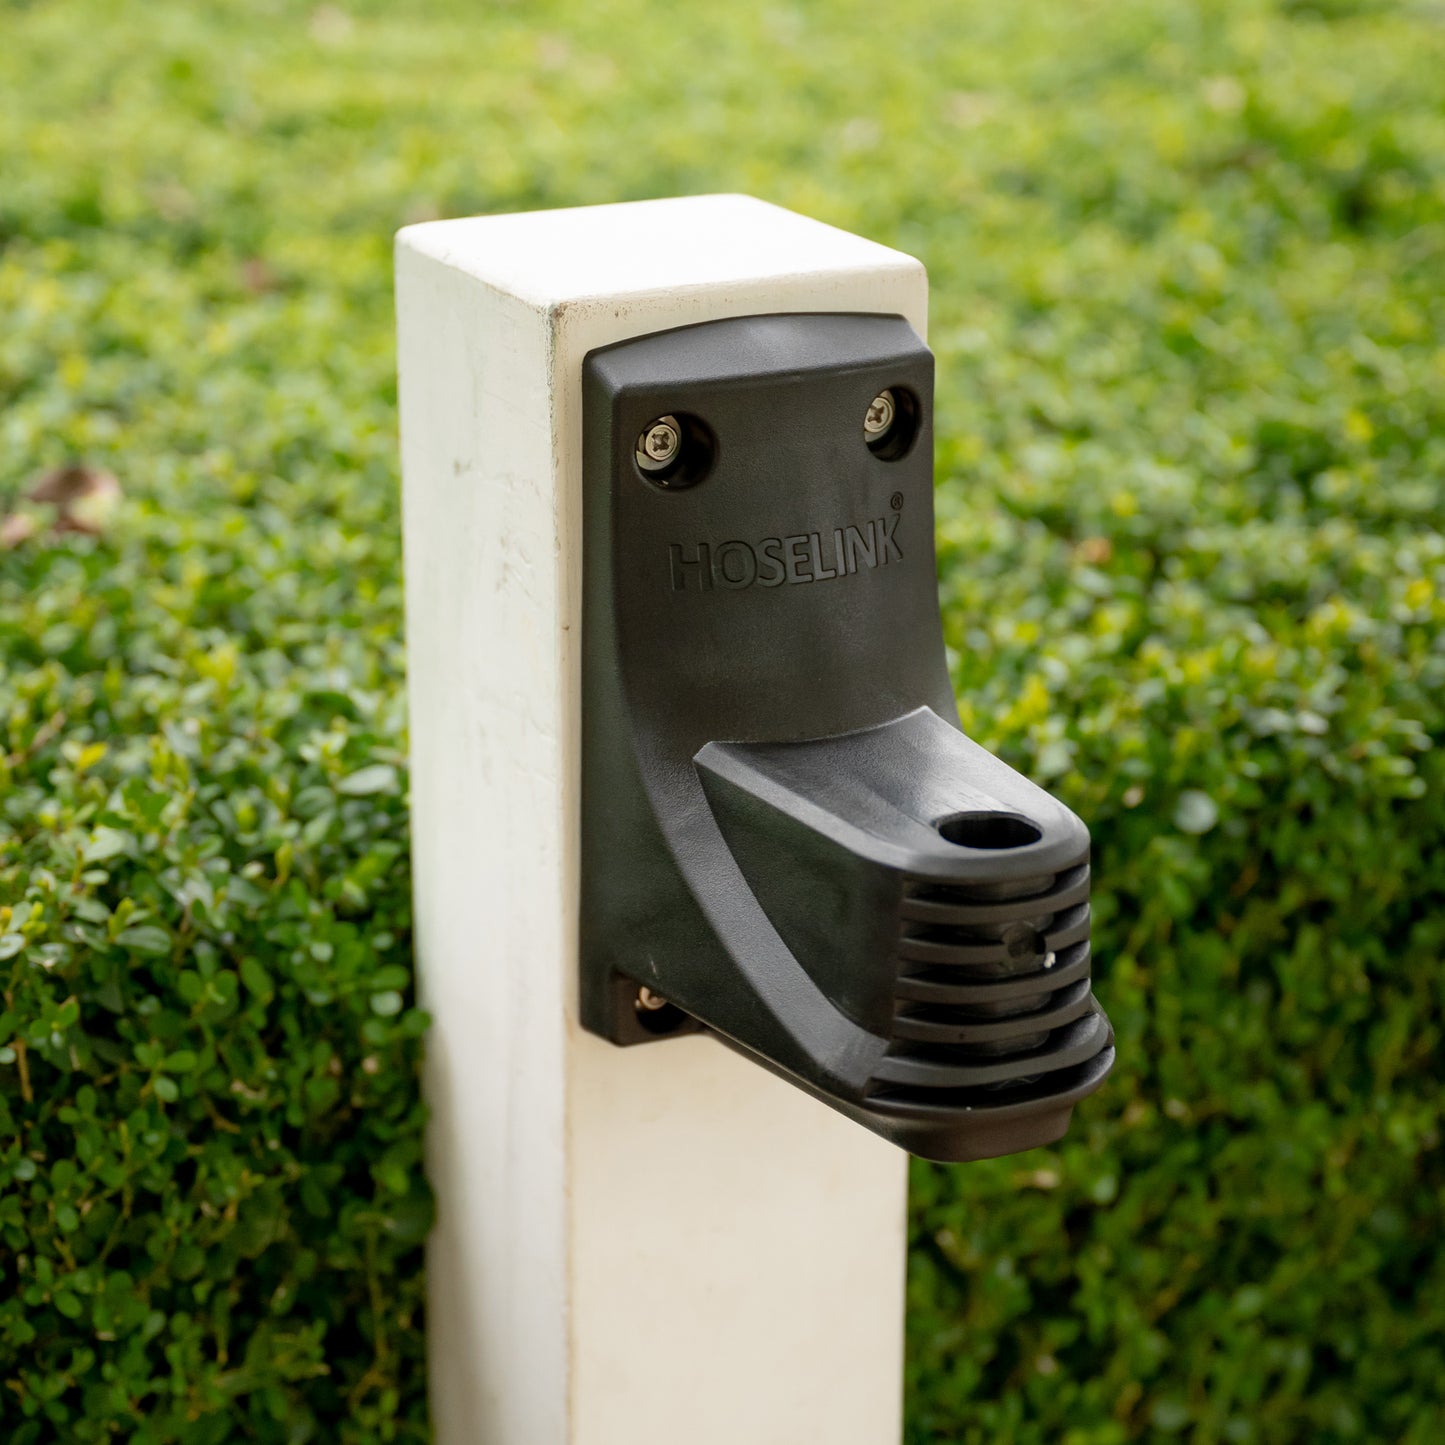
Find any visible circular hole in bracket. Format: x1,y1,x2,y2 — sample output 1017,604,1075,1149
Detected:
937,811,1043,850
864,387,921,461
634,412,716,489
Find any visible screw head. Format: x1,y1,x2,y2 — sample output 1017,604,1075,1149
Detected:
636,416,682,472
863,390,896,438
635,986,669,1012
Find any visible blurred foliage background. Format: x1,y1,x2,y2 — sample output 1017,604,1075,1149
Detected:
2,0,1444,1440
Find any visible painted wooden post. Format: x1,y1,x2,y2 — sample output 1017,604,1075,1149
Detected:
396,195,927,1445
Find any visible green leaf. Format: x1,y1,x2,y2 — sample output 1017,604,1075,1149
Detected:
82,827,132,863
240,957,274,1002
336,764,399,796
115,926,172,956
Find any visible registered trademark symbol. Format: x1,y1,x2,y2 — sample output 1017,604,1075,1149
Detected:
889,492,904,511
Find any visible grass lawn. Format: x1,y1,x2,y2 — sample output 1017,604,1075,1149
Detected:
3,1,1444,1441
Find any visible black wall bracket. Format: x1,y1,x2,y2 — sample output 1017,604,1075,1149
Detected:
580,313,1113,1162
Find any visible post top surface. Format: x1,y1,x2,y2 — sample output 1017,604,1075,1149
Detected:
396,194,923,310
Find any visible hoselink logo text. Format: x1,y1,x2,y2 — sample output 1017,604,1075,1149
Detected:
668,513,902,592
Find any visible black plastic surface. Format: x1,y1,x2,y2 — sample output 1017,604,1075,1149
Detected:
580,313,1113,1162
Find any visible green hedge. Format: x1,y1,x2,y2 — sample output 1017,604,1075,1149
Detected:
3,1,1442,1441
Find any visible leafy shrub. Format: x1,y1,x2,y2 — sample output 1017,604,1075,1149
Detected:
0,225,426,1444
2,0,1442,1441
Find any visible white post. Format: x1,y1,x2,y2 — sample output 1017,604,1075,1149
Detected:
397,195,927,1445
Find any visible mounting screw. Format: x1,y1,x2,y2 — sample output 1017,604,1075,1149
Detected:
636,416,682,473
635,986,670,1012
863,390,896,438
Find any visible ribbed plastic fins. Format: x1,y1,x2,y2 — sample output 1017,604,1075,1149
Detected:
869,855,1113,1115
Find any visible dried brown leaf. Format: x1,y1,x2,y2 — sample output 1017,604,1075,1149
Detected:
28,463,118,505
23,463,122,535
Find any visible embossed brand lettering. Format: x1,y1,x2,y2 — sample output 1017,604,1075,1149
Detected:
669,514,902,592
